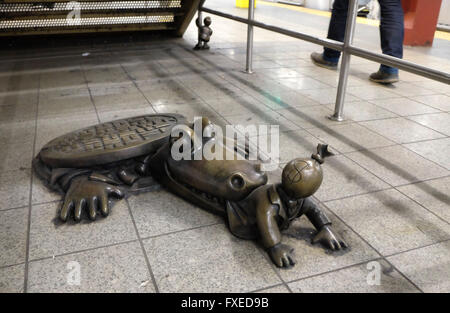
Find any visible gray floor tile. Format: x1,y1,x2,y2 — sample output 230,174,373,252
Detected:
143,224,281,292
274,208,379,282
0,120,35,146
84,67,130,85
0,141,34,173
141,85,201,107
0,208,28,267
225,111,301,136
387,241,450,292
369,98,439,116
389,82,437,97
299,88,359,105
276,130,325,163
308,123,396,154
27,241,155,293
327,189,450,256
315,155,389,202
31,173,61,205
29,201,137,260
397,177,450,223
404,138,450,170
39,69,86,90
256,90,319,110
288,260,418,293
153,102,220,122
0,102,37,124
410,94,450,112
0,264,25,293
38,98,95,119
258,67,306,79
360,117,445,144
93,91,150,112
346,145,449,186
209,96,272,117
278,77,331,91
128,189,221,238
407,113,450,136
0,169,31,211
39,86,90,104
347,86,400,100
0,73,40,93
98,107,156,123
325,101,398,122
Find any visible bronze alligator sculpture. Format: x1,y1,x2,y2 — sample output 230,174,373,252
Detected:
33,114,347,268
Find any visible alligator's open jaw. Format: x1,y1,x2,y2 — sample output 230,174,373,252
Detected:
178,180,227,207
163,161,228,216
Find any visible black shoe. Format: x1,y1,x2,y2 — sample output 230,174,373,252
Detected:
369,70,399,84
310,52,338,70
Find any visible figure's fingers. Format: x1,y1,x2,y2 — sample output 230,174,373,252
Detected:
340,240,348,249
74,199,85,222
333,239,342,250
287,256,296,266
107,186,124,199
88,197,97,221
271,255,283,268
281,256,290,268
329,240,336,251
99,194,109,217
60,199,74,222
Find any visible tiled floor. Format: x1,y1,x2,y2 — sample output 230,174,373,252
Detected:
0,1,449,293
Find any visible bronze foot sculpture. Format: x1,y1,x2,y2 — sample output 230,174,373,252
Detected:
33,114,347,268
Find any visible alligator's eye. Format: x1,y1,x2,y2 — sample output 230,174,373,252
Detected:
230,174,245,190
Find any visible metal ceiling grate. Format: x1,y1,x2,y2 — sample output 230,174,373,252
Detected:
0,1,182,12
0,15,175,29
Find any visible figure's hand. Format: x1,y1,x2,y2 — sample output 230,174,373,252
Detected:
268,244,296,268
60,176,124,222
312,225,348,251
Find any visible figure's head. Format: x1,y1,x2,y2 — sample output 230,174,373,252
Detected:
204,16,211,26
281,158,323,199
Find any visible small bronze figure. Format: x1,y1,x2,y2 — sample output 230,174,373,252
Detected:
194,17,213,50
33,114,347,268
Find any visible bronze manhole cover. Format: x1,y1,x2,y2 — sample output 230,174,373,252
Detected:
39,113,186,168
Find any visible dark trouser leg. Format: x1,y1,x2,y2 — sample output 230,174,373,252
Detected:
323,0,348,63
378,0,404,74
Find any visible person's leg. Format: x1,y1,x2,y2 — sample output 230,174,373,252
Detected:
323,0,349,63
377,0,404,74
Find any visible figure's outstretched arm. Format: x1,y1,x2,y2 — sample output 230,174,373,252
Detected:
256,203,295,268
302,197,348,250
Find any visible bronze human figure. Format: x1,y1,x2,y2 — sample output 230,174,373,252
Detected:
194,16,213,50
33,114,347,268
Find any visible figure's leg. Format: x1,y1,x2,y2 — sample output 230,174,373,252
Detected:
377,0,404,74
323,0,348,63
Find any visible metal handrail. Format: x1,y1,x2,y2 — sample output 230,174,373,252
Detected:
199,0,450,121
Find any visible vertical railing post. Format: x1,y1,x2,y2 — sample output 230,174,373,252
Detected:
329,0,358,121
245,0,255,74
197,0,204,45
